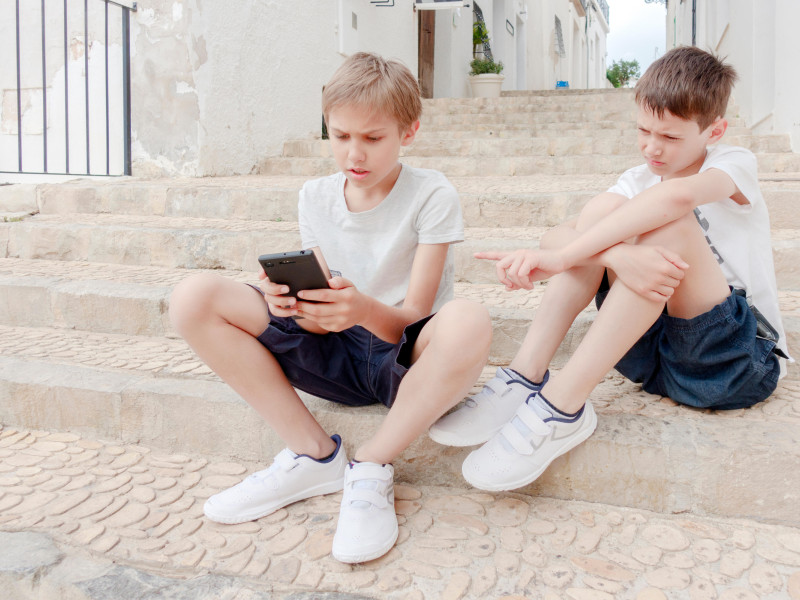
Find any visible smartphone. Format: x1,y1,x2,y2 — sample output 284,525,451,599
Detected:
258,250,330,301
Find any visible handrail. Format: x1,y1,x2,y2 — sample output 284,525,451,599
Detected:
6,0,136,176
106,0,137,10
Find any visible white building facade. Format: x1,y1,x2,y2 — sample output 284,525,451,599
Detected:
2,0,610,177
666,0,800,151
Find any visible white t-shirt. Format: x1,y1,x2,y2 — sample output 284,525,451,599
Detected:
298,164,464,313
607,144,789,362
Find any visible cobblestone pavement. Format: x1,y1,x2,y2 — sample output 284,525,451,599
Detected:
1,425,800,600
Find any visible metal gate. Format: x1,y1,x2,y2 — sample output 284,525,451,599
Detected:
2,0,137,176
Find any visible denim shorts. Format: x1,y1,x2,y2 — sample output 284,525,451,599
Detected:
595,275,780,410
249,286,432,408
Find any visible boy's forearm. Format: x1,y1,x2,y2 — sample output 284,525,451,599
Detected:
561,170,738,268
560,179,693,268
358,295,427,344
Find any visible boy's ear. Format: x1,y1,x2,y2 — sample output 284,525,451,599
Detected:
401,120,420,146
707,117,728,144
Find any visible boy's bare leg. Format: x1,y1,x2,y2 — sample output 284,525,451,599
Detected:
542,210,731,413
355,299,492,464
169,273,336,459
509,193,627,382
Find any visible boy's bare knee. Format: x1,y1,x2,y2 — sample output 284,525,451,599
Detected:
436,299,492,353
169,272,223,333
637,211,702,248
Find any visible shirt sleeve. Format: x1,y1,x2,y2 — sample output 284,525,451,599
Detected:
607,164,657,199
414,178,465,245
700,145,761,209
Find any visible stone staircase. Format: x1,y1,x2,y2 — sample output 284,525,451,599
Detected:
1,88,799,535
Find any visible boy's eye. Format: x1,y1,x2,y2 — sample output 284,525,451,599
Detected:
335,134,349,140
367,137,381,142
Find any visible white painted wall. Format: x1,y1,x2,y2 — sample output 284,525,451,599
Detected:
666,0,800,150
4,0,612,177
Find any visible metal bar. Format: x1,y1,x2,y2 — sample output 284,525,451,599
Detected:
64,0,70,173
106,0,137,10
105,1,110,174
42,0,48,172
122,7,132,175
16,0,23,171
84,0,90,173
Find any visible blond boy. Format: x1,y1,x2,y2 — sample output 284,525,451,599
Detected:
170,53,491,562
431,46,788,491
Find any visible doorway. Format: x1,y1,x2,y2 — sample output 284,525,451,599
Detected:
418,11,435,98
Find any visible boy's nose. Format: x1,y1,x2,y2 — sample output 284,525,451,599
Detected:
348,143,366,162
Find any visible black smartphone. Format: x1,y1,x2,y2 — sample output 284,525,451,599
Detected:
258,250,330,301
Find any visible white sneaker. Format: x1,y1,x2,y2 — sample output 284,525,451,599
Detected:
462,394,597,491
428,367,549,447
203,434,347,524
332,461,397,564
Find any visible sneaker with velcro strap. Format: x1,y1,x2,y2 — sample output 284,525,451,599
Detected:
428,367,549,447
332,461,398,564
462,393,597,491
203,434,347,524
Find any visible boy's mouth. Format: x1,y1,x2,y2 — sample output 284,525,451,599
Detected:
348,168,370,180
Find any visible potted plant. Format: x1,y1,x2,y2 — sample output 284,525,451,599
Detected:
469,21,504,98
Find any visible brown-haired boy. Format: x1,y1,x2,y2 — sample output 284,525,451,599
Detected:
169,52,491,562
431,46,790,491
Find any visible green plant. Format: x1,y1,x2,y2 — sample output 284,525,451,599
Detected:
606,59,641,88
473,21,489,56
470,58,504,76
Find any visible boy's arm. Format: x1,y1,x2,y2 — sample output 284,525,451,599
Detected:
295,243,449,343
559,169,740,269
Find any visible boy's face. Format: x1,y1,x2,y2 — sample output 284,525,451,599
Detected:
327,104,418,203
636,106,726,180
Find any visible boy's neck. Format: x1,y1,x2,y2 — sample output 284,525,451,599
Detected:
343,162,403,213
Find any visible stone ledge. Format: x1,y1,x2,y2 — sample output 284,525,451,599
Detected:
1,356,798,526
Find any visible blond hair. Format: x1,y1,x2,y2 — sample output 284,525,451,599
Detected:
322,52,422,131
635,46,738,130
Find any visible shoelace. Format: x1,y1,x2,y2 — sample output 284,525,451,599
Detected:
499,399,552,455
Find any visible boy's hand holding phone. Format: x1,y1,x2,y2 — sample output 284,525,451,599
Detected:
257,250,371,330
295,276,372,332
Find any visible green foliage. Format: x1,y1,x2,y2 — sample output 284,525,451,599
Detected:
606,59,641,88
472,21,489,55
469,58,504,76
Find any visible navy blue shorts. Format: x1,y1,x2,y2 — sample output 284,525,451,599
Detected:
595,274,780,410
249,286,432,408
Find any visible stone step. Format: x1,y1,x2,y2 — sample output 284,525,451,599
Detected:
4,218,800,289
284,135,792,158
0,329,798,526
0,257,797,367
3,427,800,600
8,174,798,230
258,153,800,177
419,113,748,128
412,125,759,139
0,258,595,365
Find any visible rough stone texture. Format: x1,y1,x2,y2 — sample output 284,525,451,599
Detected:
1,90,799,599
0,426,799,598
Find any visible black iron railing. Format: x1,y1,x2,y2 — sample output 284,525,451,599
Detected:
4,0,136,176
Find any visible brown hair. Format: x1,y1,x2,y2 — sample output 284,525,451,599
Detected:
322,52,422,131
635,46,738,130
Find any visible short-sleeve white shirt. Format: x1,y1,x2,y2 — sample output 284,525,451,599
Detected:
298,164,463,313
608,144,789,361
